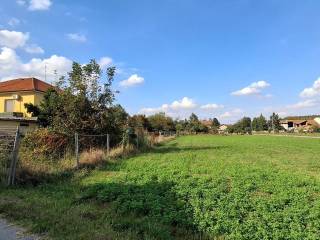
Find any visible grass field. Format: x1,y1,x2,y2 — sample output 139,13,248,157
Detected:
1,135,320,239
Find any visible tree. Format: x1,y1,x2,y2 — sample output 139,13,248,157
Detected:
231,117,252,134
148,113,174,132
25,59,128,145
268,112,281,132
211,117,221,134
187,113,201,133
128,114,150,130
211,118,220,128
252,114,267,131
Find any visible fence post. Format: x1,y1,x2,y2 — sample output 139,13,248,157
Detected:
75,132,79,169
7,126,20,186
107,134,110,156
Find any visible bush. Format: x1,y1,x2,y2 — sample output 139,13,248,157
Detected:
22,128,70,158
16,129,73,184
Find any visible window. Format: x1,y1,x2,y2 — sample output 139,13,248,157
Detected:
5,99,15,112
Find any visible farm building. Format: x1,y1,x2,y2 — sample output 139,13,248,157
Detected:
280,117,320,132
0,77,53,132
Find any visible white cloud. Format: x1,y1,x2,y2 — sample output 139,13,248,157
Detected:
287,99,318,109
0,30,29,49
171,97,197,110
300,78,320,98
140,97,197,115
231,80,270,96
120,74,144,87
98,57,113,69
0,47,72,82
25,44,44,54
8,18,21,27
219,109,243,119
200,103,224,110
28,0,52,11
139,97,226,119
67,33,87,43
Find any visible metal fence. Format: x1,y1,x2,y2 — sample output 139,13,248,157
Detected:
74,133,111,168
0,126,20,186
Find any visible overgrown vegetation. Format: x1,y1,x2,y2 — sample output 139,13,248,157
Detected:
1,135,320,239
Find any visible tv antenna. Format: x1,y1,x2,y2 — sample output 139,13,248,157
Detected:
44,64,47,82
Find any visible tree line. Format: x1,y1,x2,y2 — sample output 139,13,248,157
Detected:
227,113,282,134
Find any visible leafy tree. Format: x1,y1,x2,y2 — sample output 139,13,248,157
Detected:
148,113,174,132
128,114,150,130
252,114,268,131
211,118,220,128
25,59,128,145
210,117,221,134
186,113,208,133
268,112,281,132
231,117,252,134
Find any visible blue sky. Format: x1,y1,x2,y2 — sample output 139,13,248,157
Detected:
1,0,320,122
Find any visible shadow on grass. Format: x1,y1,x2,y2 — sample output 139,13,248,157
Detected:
151,145,228,154
78,180,210,240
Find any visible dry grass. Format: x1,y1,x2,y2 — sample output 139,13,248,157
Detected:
79,149,106,167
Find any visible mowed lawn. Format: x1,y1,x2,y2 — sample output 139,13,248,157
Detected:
1,135,320,240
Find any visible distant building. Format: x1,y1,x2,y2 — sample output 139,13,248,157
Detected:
218,124,229,133
0,77,53,132
280,117,320,132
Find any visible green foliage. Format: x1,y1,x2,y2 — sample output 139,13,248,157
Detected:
187,113,208,133
128,114,150,130
147,112,175,132
252,114,268,131
268,112,282,132
211,117,220,128
24,60,128,143
229,117,252,134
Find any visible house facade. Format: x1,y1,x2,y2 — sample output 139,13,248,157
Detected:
280,117,320,132
0,78,53,117
0,77,53,132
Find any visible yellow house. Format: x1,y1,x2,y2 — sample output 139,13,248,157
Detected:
0,77,53,117
0,77,53,133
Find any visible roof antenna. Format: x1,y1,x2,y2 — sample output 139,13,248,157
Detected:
44,64,47,82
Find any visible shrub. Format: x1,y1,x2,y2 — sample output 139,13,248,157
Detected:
22,128,70,158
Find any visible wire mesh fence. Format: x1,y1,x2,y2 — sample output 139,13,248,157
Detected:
0,126,20,186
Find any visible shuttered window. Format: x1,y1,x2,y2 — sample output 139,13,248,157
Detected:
5,99,15,112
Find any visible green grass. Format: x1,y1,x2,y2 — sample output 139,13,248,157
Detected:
1,135,320,239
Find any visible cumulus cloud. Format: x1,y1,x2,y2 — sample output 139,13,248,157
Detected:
98,57,113,69
120,74,144,87
219,109,243,119
140,97,196,115
67,33,87,43
139,97,225,119
231,80,270,96
0,47,72,81
287,99,318,109
28,0,52,11
200,103,224,110
25,44,44,54
300,78,320,98
8,18,21,27
0,30,29,49
171,97,197,110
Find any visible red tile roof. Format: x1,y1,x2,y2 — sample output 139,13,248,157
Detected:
0,77,53,93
